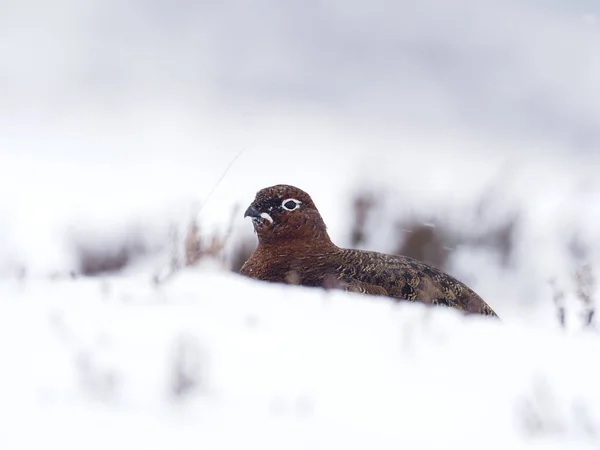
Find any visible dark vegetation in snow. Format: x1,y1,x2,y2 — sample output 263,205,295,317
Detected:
18,181,595,330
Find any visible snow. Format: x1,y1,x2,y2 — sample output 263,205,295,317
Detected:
2,0,600,447
1,267,599,449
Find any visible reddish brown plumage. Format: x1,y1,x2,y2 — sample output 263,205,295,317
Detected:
240,184,498,317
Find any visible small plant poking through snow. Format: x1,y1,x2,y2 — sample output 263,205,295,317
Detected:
350,191,376,247
184,220,202,267
549,277,567,329
518,376,566,437
155,204,247,284
517,375,598,440
74,348,120,403
395,220,452,271
72,231,152,276
49,310,121,403
575,263,596,329
168,333,206,401
547,263,597,331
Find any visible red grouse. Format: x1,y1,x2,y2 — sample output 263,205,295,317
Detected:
240,184,498,317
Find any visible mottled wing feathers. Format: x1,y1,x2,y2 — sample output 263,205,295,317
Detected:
345,280,389,297
335,249,497,317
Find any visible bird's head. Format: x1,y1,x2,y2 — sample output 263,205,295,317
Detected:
244,184,330,244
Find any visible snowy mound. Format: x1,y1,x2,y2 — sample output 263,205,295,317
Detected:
1,268,599,449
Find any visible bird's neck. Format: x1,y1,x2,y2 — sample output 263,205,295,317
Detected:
256,232,338,256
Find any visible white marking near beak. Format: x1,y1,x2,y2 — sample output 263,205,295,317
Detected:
260,212,274,223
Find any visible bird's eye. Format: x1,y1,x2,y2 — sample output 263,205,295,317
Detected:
282,198,301,211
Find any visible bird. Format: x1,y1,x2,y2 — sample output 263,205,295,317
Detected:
239,184,498,318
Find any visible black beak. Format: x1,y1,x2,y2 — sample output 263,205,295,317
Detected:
244,204,261,218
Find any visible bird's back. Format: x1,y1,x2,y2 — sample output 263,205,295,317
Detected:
334,248,498,317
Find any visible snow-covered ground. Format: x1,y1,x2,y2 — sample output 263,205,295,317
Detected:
2,0,600,447
1,266,599,449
